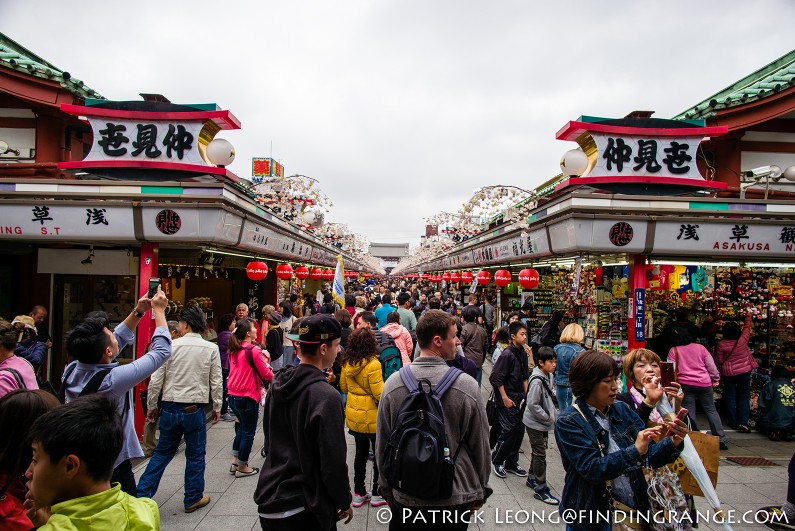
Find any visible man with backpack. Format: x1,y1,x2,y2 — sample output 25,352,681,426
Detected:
136,306,223,513
60,287,171,496
376,310,491,530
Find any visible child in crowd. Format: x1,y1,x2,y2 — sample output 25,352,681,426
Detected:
757,365,795,441
491,325,511,364
522,346,559,505
23,395,160,530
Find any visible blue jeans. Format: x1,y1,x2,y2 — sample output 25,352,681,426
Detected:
228,395,259,466
556,385,572,411
475,368,483,386
137,401,207,508
722,371,752,428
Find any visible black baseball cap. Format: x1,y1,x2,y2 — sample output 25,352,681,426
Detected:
286,314,342,344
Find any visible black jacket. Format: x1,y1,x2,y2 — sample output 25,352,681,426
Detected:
255,364,352,527
489,344,529,407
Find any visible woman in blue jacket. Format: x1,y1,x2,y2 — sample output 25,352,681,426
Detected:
553,323,586,410
555,350,687,531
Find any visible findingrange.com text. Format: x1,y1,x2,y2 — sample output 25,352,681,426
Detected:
373,507,791,526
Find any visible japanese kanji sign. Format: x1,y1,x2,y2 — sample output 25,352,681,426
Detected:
86,118,204,165
0,204,135,240
251,158,284,181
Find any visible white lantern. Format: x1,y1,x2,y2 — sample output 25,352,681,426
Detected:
206,138,235,167
783,165,795,182
560,148,589,176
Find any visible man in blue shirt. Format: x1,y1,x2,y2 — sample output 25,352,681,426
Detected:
373,294,397,329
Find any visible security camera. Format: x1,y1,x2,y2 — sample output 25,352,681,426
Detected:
743,165,782,180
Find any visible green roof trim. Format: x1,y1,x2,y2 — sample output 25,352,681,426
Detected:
142,186,183,195
0,32,104,100
84,99,220,111
674,49,795,120
576,115,706,127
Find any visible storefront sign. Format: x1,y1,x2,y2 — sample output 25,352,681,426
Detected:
634,288,645,342
155,209,181,235
142,207,242,245
240,220,313,261
58,102,241,180
548,218,648,254
0,204,135,240
251,157,284,181
653,221,795,257
608,222,634,246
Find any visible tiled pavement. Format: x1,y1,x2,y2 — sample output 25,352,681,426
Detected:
135,361,795,530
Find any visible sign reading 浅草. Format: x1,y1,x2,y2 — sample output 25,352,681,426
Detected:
653,221,795,256
0,204,135,240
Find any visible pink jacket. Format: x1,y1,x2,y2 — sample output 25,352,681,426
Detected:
716,315,756,377
227,342,274,403
381,322,413,365
669,343,720,387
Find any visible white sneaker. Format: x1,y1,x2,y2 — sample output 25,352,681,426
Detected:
370,495,387,507
351,492,371,508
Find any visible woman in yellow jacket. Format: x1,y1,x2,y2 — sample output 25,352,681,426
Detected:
340,327,386,509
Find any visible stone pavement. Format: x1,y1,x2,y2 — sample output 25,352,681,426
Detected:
135,362,795,530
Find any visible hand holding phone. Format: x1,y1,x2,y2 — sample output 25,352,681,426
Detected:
660,362,676,388
147,278,161,299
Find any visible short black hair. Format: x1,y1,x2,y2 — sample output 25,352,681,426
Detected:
569,350,619,401
387,311,401,324
462,305,481,323
84,311,110,330
772,365,790,380
28,394,122,482
508,320,527,337
345,293,356,307
536,346,556,363
397,292,410,304
359,311,377,328
669,326,693,347
721,321,742,341
495,325,511,344
66,318,112,364
382,294,392,304
219,313,235,332
289,294,298,303
179,306,207,333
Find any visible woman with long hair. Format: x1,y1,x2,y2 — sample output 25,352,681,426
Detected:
340,328,386,509
0,318,38,398
227,318,273,478
0,389,59,529
669,327,727,449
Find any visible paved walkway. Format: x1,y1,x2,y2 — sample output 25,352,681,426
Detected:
134,362,795,530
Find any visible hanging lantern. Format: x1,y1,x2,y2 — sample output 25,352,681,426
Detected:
476,270,491,285
321,269,334,281
420,273,430,280
494,269,511,287
442,272,451,282
450,272,460,283
295,266,309,280
518,268,540,289
461,271,473,283
310,268,322,281
276,263,293,280
246,261,268,281
345,271,357,279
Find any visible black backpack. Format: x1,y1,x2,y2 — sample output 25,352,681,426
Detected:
374,330,402,382
0,367,26,390
381,366,463,500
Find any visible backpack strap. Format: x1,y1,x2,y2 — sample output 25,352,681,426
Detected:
529,375,554,398
398,366,420,393
243,345,264,387
76,367,131,413
432,367,463,399
57,361,79,403
0,367,26,390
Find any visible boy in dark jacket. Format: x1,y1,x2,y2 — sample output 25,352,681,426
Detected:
757,365,795,441
254,314,353,530
490,321,530,479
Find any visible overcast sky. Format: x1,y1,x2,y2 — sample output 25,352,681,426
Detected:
2,1,793,249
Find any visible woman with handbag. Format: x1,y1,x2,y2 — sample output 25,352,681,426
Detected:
668,329,728,450
555,350,687,531
715,312,755,433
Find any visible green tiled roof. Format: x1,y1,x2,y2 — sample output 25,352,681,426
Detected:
0,32,104,100
675,49,795,120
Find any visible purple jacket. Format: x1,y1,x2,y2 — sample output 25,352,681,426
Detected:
217,330,232,371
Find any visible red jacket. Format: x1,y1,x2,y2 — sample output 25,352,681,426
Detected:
227,342,274,403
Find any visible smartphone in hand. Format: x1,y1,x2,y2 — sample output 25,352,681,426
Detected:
147,278,161,298
660,362,676,388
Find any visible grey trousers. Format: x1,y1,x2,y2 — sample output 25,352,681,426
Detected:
681,383,726,442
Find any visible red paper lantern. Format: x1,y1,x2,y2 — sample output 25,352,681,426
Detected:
442,272,451,282
476,270,491,285
461,271,473,284
321,269,334,281
420,273,430,280
345,271,357,279
276,263,293,280
295,266,309,280
518,268,540,289
494,269,511,287
450,272,460,283
310,268,322,281
246,261,268,281
433,274,442,282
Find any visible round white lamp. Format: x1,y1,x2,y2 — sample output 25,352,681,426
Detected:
560,149,589,176
783,165,795,182
206,138,235,167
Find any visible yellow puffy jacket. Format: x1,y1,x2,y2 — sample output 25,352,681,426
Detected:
340,357,383,434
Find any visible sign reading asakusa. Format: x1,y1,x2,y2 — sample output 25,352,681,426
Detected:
654,221,795,256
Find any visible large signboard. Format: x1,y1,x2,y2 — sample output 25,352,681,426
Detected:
653,220,795,257
0,204,135,240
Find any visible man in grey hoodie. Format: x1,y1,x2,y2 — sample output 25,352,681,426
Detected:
521,346,560,505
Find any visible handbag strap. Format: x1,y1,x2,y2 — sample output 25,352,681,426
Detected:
572,402,613,493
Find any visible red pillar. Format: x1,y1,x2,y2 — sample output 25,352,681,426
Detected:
627,254,647,350
134,243,159,439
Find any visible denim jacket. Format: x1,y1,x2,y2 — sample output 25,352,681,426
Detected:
553,343,584,387
554,398,682,531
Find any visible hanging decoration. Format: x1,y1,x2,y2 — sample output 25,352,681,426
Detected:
461,271,474,284
276,263,293,280
321,269,334,281
477,270,491,285
450,272,460,283
494,269,512,287
246,261,268,281
295,266,310,280
310,268,322,281
518,268,540,289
